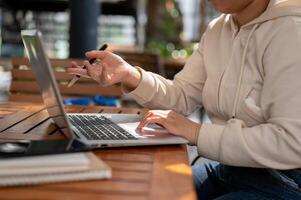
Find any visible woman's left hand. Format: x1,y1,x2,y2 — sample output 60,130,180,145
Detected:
138,110,201,145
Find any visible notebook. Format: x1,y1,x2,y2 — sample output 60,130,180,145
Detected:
0,152,111,187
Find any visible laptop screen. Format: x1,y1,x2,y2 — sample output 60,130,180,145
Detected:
21,29,73,139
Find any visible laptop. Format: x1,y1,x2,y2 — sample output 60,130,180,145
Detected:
21,29,188,148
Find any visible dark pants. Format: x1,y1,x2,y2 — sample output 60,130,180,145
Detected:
192,162,301,200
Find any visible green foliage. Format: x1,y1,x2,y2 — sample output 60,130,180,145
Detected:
145,0,194,58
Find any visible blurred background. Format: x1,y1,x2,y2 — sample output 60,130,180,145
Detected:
0,0,219,105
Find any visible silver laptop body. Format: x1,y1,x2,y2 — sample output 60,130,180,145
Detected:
21,29,188,148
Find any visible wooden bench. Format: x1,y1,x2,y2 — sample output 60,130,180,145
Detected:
10,52,165,104
9,57,123,103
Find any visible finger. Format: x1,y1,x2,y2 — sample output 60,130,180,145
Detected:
139,116,166,130
84,60,94,77
144,111,154,119
138,115,165,129
66,67,89,77
138,112,154,128
67,62,77,68
69,61,78,68
138,111,166,127
85,50,109,60
85,60,102,82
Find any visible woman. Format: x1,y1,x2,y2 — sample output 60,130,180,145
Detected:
68,0,301,199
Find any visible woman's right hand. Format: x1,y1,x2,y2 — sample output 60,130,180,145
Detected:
67,50,141,91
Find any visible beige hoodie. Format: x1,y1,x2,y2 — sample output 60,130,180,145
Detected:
127,0,301,169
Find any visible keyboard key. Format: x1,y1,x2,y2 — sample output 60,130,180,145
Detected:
68,115,137,140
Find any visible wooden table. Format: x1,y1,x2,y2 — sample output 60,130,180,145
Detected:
0,102,197,200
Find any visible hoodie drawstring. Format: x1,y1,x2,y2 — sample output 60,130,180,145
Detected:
231,24,259,118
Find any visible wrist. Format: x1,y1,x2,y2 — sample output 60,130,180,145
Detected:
122,66,142,92
188,123,201,145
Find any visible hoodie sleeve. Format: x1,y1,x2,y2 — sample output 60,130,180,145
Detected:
197,17,301,169
125,36,207,115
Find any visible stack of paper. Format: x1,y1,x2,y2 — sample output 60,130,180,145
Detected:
0,152,111,187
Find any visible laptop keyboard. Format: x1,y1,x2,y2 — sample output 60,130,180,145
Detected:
68,115,137,140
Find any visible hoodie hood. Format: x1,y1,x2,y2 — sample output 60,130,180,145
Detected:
246,0,301,27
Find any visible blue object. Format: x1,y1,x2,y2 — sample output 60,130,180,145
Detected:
63,97,92,105
94,95,119,107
